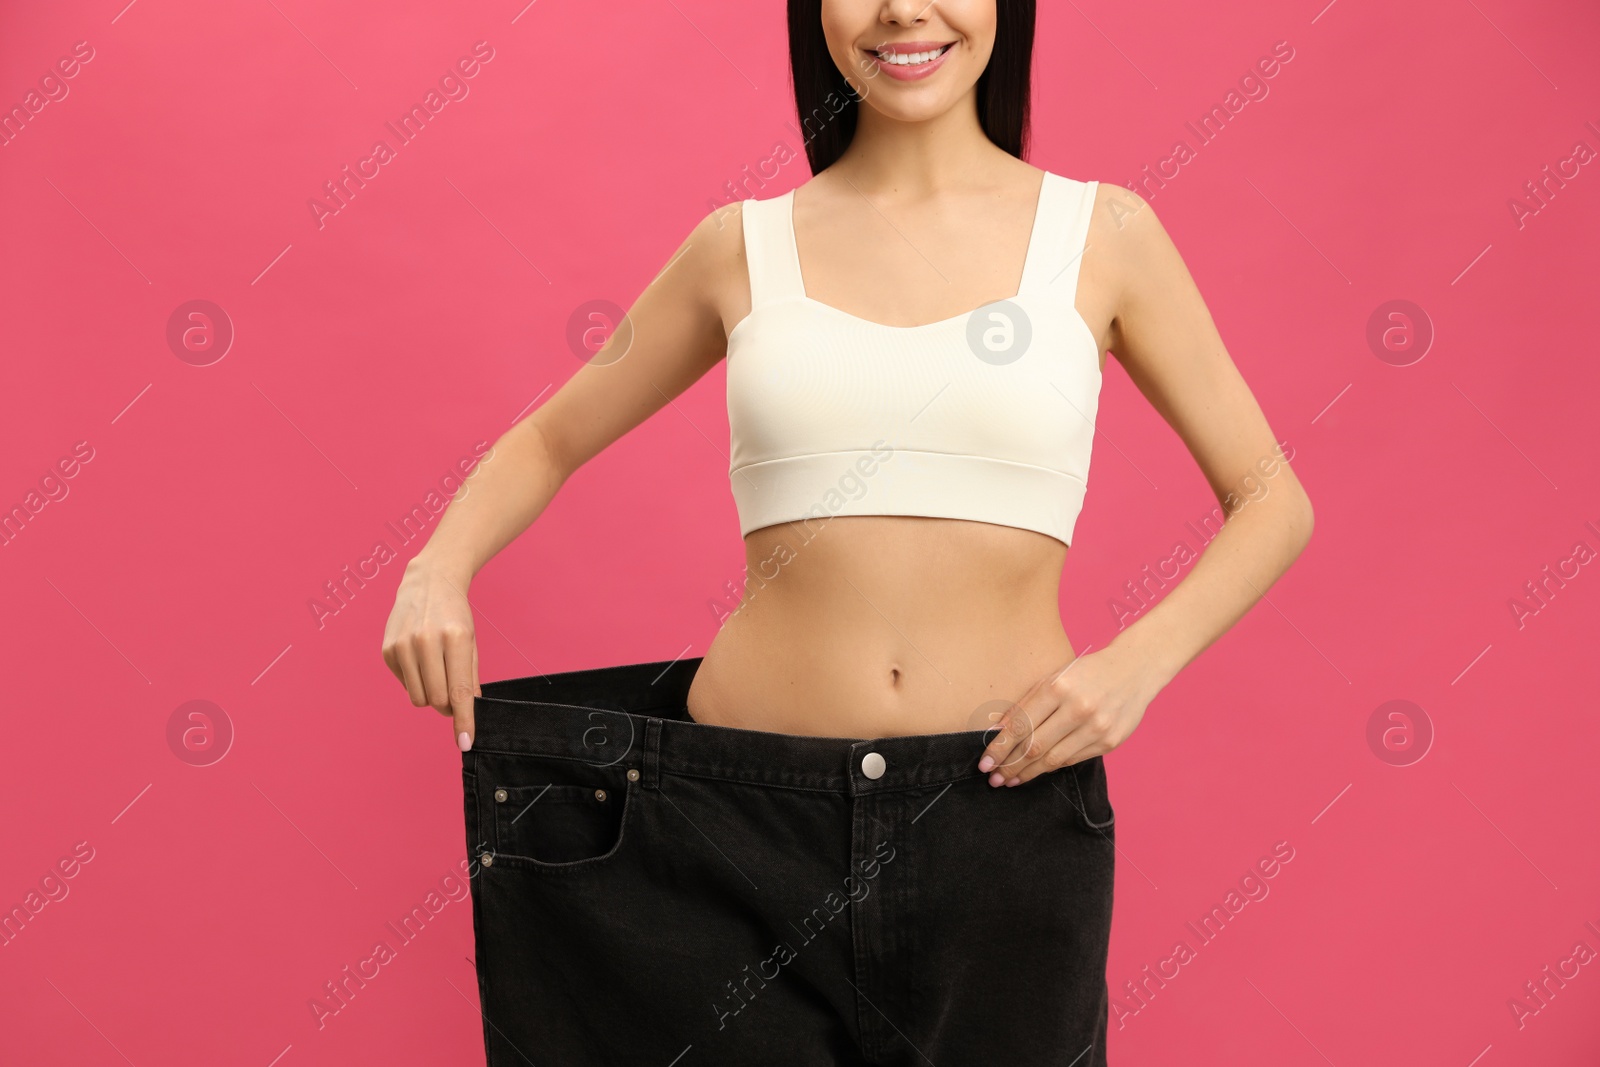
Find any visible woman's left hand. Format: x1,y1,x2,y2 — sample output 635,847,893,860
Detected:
976,643,1163,787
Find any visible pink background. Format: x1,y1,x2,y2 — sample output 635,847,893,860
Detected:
3,0,1598,1063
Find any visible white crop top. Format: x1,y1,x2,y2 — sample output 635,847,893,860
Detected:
727,171,1102,547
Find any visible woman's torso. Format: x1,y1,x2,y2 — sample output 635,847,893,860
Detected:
686,161,1113,739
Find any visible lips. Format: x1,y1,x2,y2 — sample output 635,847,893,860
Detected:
863,40,957,82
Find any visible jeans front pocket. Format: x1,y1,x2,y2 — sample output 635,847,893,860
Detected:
479,754,637,872
1065,756,1115,835
496,783,626,863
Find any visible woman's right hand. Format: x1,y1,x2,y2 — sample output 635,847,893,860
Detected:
381,555,480,751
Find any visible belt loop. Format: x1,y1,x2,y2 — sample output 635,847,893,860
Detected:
643,717,663,791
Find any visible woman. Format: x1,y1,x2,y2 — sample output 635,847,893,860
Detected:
383,1,1312,1063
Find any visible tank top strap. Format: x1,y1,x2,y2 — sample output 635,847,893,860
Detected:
741,190,806,309
1018,172,1099,302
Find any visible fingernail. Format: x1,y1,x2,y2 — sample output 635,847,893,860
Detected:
458,731,472,752
1005,776,1020,787
989,771,1005,787
978,756,995,773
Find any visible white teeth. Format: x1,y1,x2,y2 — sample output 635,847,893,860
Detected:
878,45,947,66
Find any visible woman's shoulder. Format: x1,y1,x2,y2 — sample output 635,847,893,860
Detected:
1076,179,1169,257
1036,165,1110,198
676,199,754,297
1034,170,1165,255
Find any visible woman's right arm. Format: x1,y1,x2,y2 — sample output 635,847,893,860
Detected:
381,202,746,750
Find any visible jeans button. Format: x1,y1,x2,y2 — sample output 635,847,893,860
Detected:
493,788,508,803
861,752,886,779
594,788,608,802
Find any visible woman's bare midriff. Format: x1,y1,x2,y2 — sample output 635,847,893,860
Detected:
684,515,1078,739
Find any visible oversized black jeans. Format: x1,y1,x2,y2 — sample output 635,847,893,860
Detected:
462,657,1116,1066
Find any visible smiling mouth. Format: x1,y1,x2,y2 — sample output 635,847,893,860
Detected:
869,42,956,67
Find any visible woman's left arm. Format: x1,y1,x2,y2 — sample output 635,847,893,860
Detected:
978,183,1315,787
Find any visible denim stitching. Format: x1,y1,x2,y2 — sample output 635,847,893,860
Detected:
1076,760,1115,830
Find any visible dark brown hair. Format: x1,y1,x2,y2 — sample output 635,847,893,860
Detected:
786,0,1037,174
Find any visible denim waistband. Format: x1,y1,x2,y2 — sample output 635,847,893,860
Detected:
471,657,995,796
